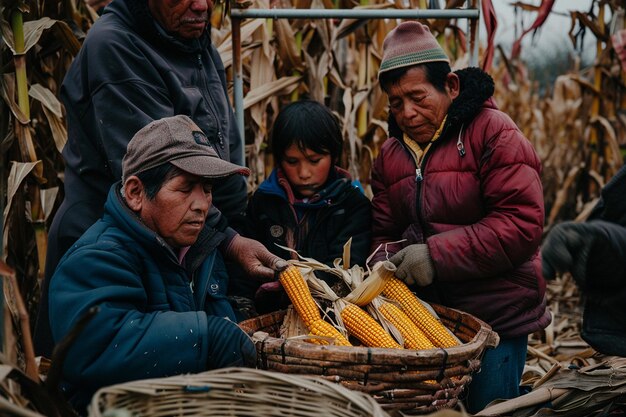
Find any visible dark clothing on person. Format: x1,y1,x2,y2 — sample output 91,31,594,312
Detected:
232,167,371,312
542,165,626,356
48,184,255,412
370,68,550,339
36,0,245,357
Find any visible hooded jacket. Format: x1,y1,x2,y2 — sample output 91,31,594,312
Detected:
48,184,255,411
231,167,371,304
371,68,551,338
249,167,371,263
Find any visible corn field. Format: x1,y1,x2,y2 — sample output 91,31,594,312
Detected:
0,0,624,384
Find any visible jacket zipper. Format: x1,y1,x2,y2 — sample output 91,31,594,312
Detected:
196,52,225,152
396,137,430,243
414,152,428,231
304,199,338,255
456,125,466,157
412,130,466,237
158,238,197,305
192,251,216,310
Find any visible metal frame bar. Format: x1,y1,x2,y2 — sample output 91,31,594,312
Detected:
230,4,481,162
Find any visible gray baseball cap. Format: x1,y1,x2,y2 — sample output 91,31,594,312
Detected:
122,115,250,182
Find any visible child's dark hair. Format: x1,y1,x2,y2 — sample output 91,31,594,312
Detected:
270,100,343,164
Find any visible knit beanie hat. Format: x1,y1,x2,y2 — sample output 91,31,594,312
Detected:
379,21,449,77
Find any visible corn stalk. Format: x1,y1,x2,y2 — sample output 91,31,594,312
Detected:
1,0,88,367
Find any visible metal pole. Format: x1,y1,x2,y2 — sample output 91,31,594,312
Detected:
231,17,245,165
231,8,479,19
468,0,481,67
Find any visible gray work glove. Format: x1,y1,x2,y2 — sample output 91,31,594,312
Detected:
389,244,435,286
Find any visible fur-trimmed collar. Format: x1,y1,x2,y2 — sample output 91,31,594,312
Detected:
388,67,495,140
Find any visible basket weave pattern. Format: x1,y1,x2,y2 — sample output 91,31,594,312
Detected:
89,367,390,417
239,304,499,414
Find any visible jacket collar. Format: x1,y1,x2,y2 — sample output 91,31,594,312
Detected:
388,67,495,140
104,183,223,269
258,167,353,205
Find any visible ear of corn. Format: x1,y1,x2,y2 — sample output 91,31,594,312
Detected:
308,319,352,346
279,266,321,326
383,278,459,348
340,303,402,349
379,301,435,350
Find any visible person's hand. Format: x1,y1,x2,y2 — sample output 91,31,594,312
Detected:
225,235,288,281
206,316,256,368
389,244,435,286
541,222,587,282
542,221,624,289
85,0,111,12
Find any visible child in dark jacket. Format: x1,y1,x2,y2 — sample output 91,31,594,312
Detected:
233,100,372,314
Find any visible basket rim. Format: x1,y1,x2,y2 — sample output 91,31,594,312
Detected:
239,303,500,366
88,367,391,417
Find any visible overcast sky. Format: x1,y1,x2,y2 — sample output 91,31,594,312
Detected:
491,1,597,53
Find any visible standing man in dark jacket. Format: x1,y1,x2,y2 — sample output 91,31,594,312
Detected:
48,115,284,412
371,22,550,412
37,0,248,356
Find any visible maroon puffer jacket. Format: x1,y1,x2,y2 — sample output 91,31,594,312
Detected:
371,68,551,338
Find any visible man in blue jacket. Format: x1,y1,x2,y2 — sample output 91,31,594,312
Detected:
47,115,282,411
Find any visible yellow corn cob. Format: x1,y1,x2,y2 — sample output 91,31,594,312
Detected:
308,319,352,346
278,266,321,326
379,301,435,350
383,278,459,348
340,303,402,349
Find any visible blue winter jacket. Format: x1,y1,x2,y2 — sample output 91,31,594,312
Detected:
48,184,255,410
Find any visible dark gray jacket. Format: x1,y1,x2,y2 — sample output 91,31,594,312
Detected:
580,166,626,355
36,0,245,357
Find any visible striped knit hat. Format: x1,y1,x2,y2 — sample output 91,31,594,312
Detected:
378,21,449,77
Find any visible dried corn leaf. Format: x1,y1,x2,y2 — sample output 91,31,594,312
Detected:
592,115,623,170
28,84,62,117
215,18,265,59
3,161,40,254
343,260,395,306
1,74,29,124
303,50,329,103
475,387,569,416
2,17,57,55
243,76,301,109
40,187,58,222
280,306,308,338
341,237,351,270
40,105,67,154
274,18,303,72
367,297,404,347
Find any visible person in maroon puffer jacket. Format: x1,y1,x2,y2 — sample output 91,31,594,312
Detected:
372,21,551,413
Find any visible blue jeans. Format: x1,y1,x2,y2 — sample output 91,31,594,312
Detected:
464,335,528,414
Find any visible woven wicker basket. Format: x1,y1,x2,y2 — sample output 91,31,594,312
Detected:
238,304,499,415
88,367,390,417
